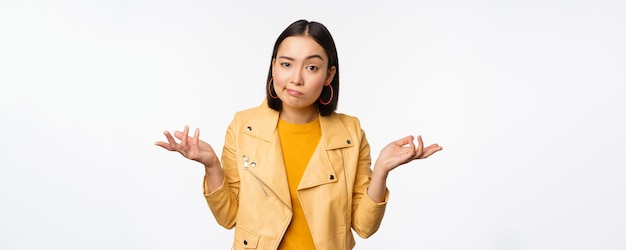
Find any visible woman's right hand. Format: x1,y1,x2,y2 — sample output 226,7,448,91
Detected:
155,125,219,168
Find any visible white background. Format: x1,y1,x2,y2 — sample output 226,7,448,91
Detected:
1,0,625,249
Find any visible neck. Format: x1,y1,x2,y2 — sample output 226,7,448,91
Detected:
279,106,318,124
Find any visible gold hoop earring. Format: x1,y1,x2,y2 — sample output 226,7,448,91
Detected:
319,85,333,105
267,78,278,99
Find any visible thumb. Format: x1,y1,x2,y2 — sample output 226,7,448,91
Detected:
393,135,414,146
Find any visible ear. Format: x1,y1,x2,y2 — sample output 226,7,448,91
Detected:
325,66,337,86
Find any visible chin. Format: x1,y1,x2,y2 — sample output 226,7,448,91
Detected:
282,100,317,110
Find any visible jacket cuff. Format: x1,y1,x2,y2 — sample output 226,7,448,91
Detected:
203,175,226,197
363,187,390,206
353,188,390,238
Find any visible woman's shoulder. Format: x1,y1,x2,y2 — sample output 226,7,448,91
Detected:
331,112,358,122
327,111,364,131
233,104,263,118
229,100,279,127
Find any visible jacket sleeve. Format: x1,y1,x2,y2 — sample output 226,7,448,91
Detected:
350,126,390,239
203,116,240,229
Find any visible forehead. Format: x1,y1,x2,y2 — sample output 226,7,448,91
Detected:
276,36,327,60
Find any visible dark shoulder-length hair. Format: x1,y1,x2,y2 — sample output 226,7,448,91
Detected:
266,19,340,116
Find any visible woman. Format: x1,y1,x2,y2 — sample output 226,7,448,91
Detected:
155,19,442,249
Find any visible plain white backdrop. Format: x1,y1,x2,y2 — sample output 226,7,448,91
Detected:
1,0,625,249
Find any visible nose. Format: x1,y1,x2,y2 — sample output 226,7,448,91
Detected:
290,68,304,86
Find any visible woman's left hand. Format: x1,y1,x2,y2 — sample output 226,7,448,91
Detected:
374,135,443,174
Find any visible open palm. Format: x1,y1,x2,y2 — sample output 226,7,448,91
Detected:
155,125,219,167
376,135,442,173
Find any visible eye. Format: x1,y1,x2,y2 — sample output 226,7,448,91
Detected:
306,65,318,71
281,62,291,67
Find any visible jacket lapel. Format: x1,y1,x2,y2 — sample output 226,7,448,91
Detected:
241,104,292,209
298,113,354,190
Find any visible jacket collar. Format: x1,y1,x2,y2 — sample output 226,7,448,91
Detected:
245,100,354,150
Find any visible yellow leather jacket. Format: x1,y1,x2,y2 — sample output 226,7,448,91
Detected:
204,101,389,249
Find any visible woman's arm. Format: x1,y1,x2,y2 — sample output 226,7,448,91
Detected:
155,125,225,190
367,135,442,202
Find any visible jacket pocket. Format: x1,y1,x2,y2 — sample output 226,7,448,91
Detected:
234,226,260,249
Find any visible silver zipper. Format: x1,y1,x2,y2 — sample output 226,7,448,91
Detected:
243,155,268,197
253,175,268,197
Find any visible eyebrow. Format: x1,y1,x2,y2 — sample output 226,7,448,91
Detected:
277,54,324,61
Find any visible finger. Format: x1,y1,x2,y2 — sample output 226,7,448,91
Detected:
154,141,174,151
415,135,424,158
420,144,443,158
163,131,178,146
407,137,416,149
173,131,183,140
393,135,414,146
181,125,189,147
406,138,417,160
194,128,200,145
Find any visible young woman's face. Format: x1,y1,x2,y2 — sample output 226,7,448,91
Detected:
272,35,336,112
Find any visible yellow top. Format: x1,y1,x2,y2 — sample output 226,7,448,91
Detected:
277,118,321,250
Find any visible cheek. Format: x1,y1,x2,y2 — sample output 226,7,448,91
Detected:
309,74,329,86
271,67,285,82
272,72,289,87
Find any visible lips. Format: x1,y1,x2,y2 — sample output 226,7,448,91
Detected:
286,89,303,96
